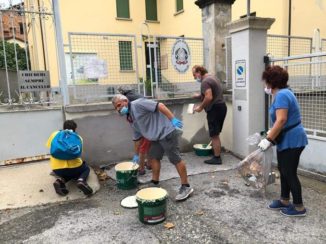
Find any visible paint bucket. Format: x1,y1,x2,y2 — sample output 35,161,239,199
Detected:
136,187,168,224
193,144,213,156
115,162,139,190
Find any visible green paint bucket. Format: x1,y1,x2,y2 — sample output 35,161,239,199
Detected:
136,187,168,224
193,144,213,156
115,162,139,190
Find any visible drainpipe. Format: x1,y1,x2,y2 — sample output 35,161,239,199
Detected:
288,0,292,56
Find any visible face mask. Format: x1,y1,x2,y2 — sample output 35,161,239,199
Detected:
119,106,128,116
264,87,272,95
195,78,202,83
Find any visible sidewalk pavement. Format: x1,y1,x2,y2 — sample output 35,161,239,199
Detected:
0,161,100,210
0,152,325,243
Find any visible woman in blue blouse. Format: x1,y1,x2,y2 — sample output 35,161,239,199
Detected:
258,65,308,217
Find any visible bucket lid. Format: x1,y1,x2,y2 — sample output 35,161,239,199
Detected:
136,187,168,202
120,195,138,208
115,162,139,172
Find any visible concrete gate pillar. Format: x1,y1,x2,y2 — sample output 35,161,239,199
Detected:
195,0,235,82
228,17,275,157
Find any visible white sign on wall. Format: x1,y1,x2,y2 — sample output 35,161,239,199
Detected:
171,39,191,73
18,71,51,92
84,58,108,79
235,60,246,87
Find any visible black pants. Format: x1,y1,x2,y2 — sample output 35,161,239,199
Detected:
53,162,90,182
277,147,305,206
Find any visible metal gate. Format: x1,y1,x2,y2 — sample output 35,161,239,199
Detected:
67,32,140,103
0,0,62,108
151,35,204,99
267,52,326,140
67,33,204,103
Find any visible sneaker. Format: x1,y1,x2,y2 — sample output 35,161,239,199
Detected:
204,156,222,165
53,179,69,196
175,185,194,201
268,200,292,210
280,205,306,217
77,180,93,196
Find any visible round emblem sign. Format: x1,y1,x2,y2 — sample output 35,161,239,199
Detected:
171,39,191,73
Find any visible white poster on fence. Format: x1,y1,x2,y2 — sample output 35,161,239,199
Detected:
171,39,191,73
84,58,108,79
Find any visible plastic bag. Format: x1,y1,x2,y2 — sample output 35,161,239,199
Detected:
238,133,273,189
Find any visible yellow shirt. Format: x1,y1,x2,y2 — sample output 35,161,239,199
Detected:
46,131,83,170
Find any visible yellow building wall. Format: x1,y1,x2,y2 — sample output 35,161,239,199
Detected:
26,0,203,87
232,0,326,37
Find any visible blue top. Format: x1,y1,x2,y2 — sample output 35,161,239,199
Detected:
269,88,308,151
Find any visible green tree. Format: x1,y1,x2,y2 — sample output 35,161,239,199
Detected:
0,41,28,70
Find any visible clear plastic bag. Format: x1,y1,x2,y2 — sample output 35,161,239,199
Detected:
238,133,273,189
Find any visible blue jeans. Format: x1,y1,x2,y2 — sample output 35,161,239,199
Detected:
53,162,90,182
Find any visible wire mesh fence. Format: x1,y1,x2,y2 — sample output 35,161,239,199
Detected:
67,32,139,104
270,53,326,140
322,39,326,52
152,36,204,99
225,34,315,91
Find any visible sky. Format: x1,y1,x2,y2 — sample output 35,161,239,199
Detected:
0,0,23,8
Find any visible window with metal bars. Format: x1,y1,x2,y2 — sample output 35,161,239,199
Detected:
116,0,130,19
119,41,133,71
145,0,157,21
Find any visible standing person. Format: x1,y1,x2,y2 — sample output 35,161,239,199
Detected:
118,87,152,175
46,120,93,196
192,65,227,165
258,65,308,217
112,94,194,201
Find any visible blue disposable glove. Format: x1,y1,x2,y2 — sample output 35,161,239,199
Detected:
132,154,139,164
171,117,183,129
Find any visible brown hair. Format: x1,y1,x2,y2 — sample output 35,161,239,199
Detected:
192,65,208,76
262,65,289,89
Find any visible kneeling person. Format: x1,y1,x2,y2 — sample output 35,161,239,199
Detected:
46,120,93,196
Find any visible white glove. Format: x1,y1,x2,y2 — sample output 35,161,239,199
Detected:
258,138,272,151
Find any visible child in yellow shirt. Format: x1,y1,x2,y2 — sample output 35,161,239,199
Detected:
47,120,93,196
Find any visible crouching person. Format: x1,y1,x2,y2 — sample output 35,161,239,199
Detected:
46,120,93,196
112,94,194,201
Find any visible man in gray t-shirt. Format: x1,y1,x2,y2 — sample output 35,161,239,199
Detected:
112,94,194,201
192,65,227,165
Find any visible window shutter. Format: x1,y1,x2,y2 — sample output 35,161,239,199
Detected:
145,0,157,21
116,0,130,18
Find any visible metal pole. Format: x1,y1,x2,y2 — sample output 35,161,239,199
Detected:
133,35,140,94
0,12,12,104
20,0,30,70
153,36,159,98
247,0,250,17
52,0,69,105
31,0,39,69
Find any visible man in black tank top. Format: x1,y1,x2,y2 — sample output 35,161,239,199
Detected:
192,65,227,165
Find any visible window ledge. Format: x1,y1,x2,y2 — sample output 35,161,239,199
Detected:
174,10,184,16
145,20,160,24
116,17,132,21
120,70,135,73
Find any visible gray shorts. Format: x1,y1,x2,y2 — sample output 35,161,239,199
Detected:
148,130,182,165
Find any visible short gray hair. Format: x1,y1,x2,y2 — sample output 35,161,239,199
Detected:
112,94,128,106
